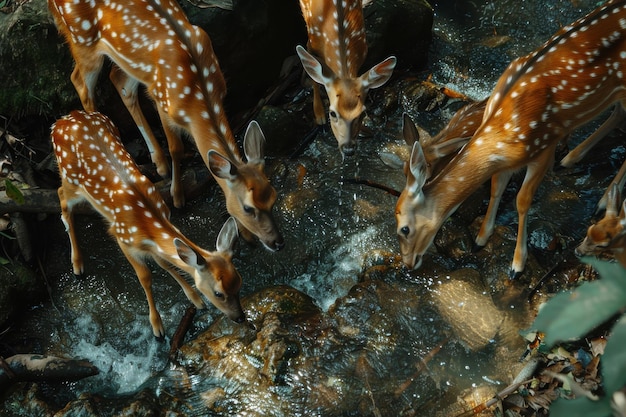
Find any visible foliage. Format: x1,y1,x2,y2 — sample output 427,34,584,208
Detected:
4,178,23,205
531,257,626,417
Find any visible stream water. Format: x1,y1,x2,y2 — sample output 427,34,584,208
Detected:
2,0,620,415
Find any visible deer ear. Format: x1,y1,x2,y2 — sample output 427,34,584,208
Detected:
361,56,396,90
402,113,420,147
175,238,207,270
208,150,238,181
296,45,332,86
607,183,621,216
379,152,404,170
216,217,238,253
243,120,265,165
431,136,470,159
406,142,428,199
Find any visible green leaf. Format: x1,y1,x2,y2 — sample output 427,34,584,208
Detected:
587,256,626,280
4,179,24,205
550,396,613,417
602,314,626,395
531,258,626,346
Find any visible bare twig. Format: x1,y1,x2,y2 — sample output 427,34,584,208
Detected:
169,305,198,363
341,177,401,197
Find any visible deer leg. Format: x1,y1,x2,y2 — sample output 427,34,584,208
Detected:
158,110,186,208
119,245,165,340
475,171,514,249
109,68,171,179
69,47,104,112
561,104,626,167
153,256,205,309
58,184,84,276
510,146,557,278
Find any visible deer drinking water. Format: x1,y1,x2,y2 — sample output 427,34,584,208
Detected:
52,110,246,339
396,0,626,278
48,0,284,251
296,0,397,157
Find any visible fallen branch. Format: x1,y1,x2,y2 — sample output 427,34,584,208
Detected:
0,354,99,391
169,305,197,363
0,164,215,216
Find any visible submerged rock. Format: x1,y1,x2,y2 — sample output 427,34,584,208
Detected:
169,283,441,416
429,269,504,351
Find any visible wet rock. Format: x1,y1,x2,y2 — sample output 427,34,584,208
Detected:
362,0,433,71
255,106,309,156
1,384,54,416
53,389,161,417
528,220,560,253
173,286,328,415
0,262,45,330
435,216,474,263
165,282,443,416
327,279,442,412
361,249,402,271
430,269,504,351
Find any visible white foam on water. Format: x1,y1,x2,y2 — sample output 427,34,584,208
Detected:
69,314,168,394
290,225,384,311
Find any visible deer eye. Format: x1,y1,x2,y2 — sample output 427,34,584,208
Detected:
214,291,224,299
243,205,254,215
401,226,410,236
329,110,338,119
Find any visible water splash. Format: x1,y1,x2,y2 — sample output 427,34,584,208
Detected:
68,314,169,394
290,225,383,311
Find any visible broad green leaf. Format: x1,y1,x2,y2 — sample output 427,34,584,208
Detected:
4,179,24,205
532,259,626,346
602,315,626,395
550,395,613,417
588,256,626,280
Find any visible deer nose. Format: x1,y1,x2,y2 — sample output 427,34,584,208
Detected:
573,245,584,257
341,144,356,157
265,233,284,252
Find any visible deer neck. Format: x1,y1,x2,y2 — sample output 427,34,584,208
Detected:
306,0,367,78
